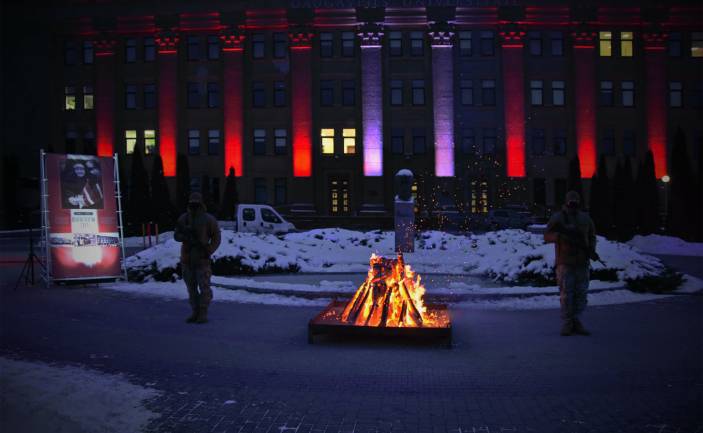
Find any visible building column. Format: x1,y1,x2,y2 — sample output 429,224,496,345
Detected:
499,29,526,178
94,38,117,157
155,33,179,177
429,29,455,177
359,26,384,177
289,31,314,178
643,32,669,179
571,31,597,178
221,31,246,177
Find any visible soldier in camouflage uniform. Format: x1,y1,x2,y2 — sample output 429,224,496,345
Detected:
174,192,221,324
544,191,597,336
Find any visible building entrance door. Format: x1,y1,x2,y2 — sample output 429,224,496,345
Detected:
328,176,351,216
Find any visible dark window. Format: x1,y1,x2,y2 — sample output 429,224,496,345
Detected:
252,34,265,59
553,129,567,155
531,129,546,156
273,81,286,107
253,129,266,155
187,36,200,61
601,128,615,155
342,80,355,106
274,178,287,205
481,80,496,106
125,38,137,63
83,41,94,64
188,129,200,155
144,37,155,61
482,128,497,154
533,178,546,206
669,81,682,107
83,85,94,110
207,35,220,60
64,41,77,65
461,128,475,154
65,130,77,153
458,31,472,56
412,80,425,105
599,81,614,106
412,128,426,154
621,81,634,107
320,32,333,57
125,84,137,109
254,178,267,204
460,80,473,106
274,128,287,155
480,31,494,56
207,82,220,108
550,31,563,56
242,208,255,221
320,80,334,106
693,82,703,108
252,81,265,107
554,178,567,205
668,32,681,57
391,128,404,154
622,130,636,156
208,129,220,155
552,81,565,106
211,177,220,203
410,31,423,56
390,80,403,106
187,82,200,108
143,84,156,109
528,32,542,56
341,31,354,57
389,31,402,56
273,32,287,58
530,80,543,106
83,131,96,154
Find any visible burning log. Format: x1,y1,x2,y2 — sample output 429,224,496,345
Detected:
341,252,428,327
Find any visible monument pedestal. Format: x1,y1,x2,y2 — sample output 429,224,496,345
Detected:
394,199,415,253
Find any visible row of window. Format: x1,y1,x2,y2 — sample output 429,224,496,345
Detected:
64,31,703,66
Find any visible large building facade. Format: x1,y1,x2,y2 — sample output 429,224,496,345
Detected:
45,1,703,218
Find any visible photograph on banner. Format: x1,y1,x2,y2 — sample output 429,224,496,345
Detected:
45,153,123,280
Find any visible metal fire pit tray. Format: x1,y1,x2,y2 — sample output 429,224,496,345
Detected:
308,300,452,348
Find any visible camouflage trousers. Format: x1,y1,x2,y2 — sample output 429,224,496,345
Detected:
556,264,589,322
182,264,213,310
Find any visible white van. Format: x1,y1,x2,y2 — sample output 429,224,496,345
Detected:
235,204,296,234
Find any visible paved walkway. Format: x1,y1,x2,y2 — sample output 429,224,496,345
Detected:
1,279,701,433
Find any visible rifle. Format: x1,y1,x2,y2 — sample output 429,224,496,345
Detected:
551,221,606,267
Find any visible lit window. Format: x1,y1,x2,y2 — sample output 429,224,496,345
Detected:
144,130,156,154
83,41,94,64
341,32,355,57
621,81,634,107
471,180,488,214
208,129,220,155
253,129,266,155
125,38,137,63
274,128,287,155
530,80,543,106
125,130,137,154
599,31,612,57
692,32,703,57
551,81,565,106
389,32,403,56
321,128,335,154
620,32,633,57
669,81,683,107
65,86,76,111
343,128,356,154
458,31,472,56
83,85,93,110
188,129,200,155
320,32,333,57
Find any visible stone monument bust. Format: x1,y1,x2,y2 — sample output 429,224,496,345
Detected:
395,169,414,202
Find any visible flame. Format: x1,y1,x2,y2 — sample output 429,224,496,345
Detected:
341,253,444,328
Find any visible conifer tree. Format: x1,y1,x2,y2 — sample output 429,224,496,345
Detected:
175,153,190,212
219,167,239,220
127,143,150,230
567,156,584,206
150,154,175,230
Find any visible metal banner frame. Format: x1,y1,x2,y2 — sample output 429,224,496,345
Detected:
114,153,128,281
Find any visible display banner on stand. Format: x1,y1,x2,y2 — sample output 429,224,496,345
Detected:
42,152,125,281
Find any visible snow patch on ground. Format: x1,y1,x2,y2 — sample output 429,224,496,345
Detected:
0,357,160,433
627,234,703,257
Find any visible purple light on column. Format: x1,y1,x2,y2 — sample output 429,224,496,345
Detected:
360,31,383,176
431,37,455,177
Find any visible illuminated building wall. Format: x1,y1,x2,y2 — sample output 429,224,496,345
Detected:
290,32,314,177
95,39,116,157
430,31,455,177
222,33,245,177
359,29,383,177
156,34,179,177
572,31,597,179
644,32,668,179
500,30,526,178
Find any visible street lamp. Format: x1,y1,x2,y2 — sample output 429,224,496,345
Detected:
661,175,670,232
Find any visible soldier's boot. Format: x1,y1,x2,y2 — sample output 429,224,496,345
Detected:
195,305,209,324
185,308,198,323
572,318,591,336
560,320,573,336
